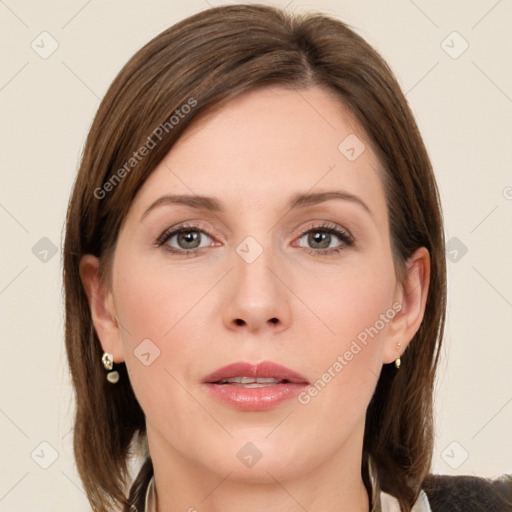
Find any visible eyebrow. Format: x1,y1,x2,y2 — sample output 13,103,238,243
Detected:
288,191,371,215
140,190,371,221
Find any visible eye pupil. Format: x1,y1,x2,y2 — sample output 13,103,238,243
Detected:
308,231,330,249
178,230,200,249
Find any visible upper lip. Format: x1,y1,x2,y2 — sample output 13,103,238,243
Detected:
202,361,309,384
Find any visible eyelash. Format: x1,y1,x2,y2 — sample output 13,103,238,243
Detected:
155,221,355,257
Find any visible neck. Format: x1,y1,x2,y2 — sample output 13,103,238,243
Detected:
146,425,370,512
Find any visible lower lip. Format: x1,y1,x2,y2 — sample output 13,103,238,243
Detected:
203,382,308,411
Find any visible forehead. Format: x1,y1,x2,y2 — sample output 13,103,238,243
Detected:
127,85,387,220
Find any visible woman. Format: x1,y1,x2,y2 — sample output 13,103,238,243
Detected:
63,4,511,512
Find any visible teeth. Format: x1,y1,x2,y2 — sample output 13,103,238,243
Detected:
219,376,282,385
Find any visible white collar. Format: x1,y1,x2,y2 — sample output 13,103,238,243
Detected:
380,489,432,512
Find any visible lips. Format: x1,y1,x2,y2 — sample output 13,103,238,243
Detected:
202,361,309,411
202,361,309,385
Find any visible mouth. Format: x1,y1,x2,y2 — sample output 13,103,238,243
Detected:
202,361,309,411
202,360,309,385
213,376,293,387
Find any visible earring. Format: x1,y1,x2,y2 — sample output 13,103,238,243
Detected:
395,342,401,369
102,352,120,384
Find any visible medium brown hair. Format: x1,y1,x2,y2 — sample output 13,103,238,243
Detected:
63,4,446,511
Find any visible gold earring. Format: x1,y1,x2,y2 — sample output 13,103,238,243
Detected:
395,342,401,369
102,352,120,383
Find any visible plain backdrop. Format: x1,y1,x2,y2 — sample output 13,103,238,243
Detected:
1,1,511,510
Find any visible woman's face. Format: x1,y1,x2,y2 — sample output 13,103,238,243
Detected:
88,85,423,483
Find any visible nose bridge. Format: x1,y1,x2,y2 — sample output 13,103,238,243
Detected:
223,234,290,332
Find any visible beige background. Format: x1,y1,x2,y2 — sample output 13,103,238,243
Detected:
1,0,511,510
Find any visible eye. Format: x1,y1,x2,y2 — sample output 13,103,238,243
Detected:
294,222,354,255
156,223,216,254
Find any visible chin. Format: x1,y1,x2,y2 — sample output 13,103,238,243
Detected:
196,435,319,483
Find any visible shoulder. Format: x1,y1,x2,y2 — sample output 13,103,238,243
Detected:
422,473,512,512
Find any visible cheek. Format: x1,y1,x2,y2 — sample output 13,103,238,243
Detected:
305,256,397,354
112,253,206,345
110,255,207,412
297,258,397,415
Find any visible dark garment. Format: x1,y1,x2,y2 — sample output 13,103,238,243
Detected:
423,474,512,512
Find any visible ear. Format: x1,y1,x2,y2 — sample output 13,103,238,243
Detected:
383,247,431,364
79,254,125,362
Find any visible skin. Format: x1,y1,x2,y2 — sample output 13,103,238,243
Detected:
80,85,430,512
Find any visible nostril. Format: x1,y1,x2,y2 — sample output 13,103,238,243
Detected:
235,319,245,326
269,317,278,324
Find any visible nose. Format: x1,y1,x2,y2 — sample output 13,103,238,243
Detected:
222,247,291,334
